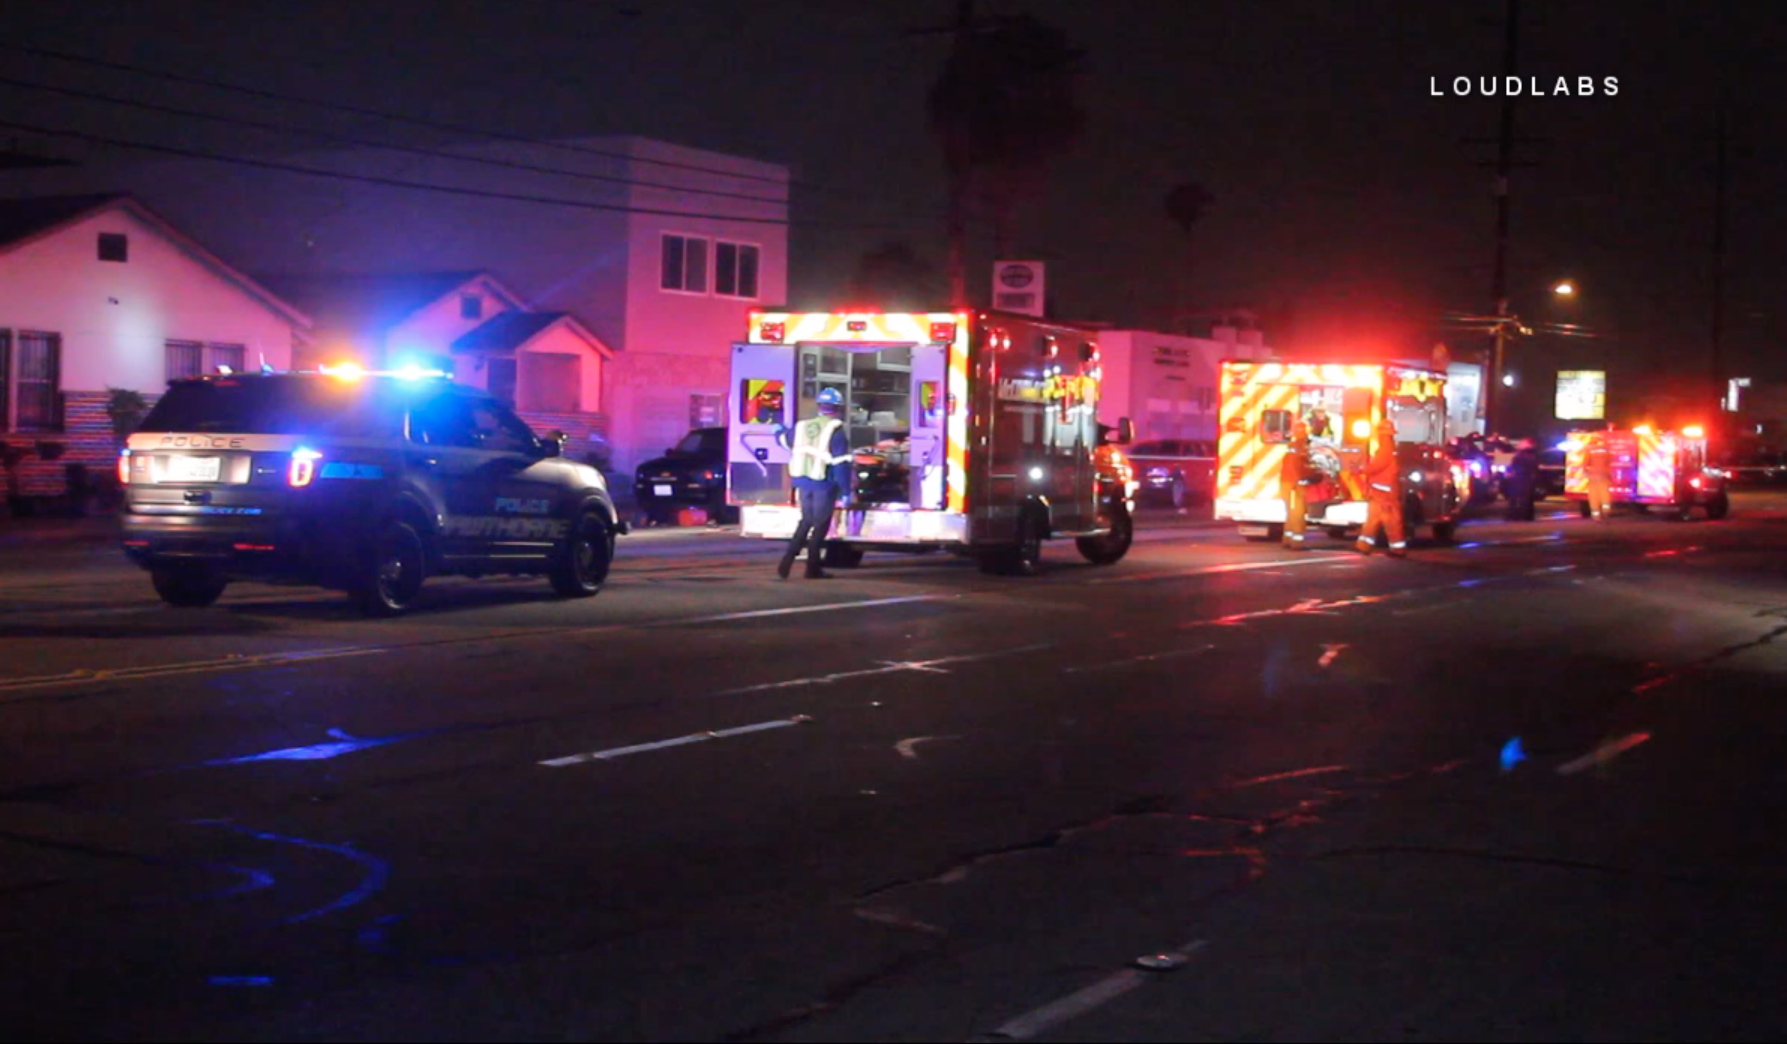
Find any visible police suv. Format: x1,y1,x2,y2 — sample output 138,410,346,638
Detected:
120,367,627,615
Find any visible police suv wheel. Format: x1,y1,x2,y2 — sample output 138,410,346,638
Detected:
551,510,613,597
151,564,228,608
357,521,426,617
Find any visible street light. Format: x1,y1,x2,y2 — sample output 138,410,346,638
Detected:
1440,278,1597,434
1553,281,1575,296
1502,372,1516,387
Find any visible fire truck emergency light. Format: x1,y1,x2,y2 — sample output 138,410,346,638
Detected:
1681,425,1705,438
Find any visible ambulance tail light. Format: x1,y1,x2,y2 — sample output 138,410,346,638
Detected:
1350,419,1372,439
289,448,322,488
1689,476,1703,490
118,449,132,485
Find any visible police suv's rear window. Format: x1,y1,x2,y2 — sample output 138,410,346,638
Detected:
138,378,402,438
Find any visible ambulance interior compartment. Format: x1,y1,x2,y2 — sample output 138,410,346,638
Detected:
805,342,914,506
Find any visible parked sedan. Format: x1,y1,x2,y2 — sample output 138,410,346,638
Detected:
634,427,730,524
1125,438,1215,508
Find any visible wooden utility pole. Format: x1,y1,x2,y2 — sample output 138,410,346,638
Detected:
1482,0,1519,434
1711,90,1729,419
943,0,973,307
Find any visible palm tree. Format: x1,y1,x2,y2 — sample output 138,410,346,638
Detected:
1164,181,1215,331
925,10,1086,305
847,240,946,311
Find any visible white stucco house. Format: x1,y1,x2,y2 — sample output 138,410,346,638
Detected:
1,135,790,480
261,270,614,463
0,194,309,497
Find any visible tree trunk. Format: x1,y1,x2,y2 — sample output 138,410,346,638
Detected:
946,175,968,308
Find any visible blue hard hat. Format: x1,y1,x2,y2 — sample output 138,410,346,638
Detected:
817,388,843,407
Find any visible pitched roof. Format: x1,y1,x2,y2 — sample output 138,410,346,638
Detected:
0,194,128,247
257,271,506,342
452,311,614,357
0,193,310,327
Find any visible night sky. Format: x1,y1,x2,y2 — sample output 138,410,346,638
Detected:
6,0,1784,400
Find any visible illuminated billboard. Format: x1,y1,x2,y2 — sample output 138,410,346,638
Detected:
1555,370,1606,420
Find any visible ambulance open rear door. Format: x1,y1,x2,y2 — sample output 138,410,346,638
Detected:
727,342,793,509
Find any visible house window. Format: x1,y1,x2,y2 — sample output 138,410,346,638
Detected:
460,293,483,320
4,331,63,432
660,234,709,293
488,357,517,407
714,242,760,299
166,341,204,380
165,341,248,380
98,233,128,263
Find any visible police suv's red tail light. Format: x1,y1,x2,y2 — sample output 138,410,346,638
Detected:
289,448,322,487
118,450,131,485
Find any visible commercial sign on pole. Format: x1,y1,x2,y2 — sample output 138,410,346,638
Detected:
1555,370,1607,420
992,261,1046,317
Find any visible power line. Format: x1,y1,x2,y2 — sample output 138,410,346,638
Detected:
0,73,796,208
0,117,925,231
5,43,863,200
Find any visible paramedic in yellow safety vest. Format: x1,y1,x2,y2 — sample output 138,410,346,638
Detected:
774,387,853,579
1281,420,1311,550
1584,424,1614,523
1355,417,1408,557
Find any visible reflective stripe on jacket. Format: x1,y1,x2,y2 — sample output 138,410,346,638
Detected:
790,417,846,481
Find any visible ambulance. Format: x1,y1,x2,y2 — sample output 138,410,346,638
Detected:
1213,360,1463,543
728,309,1137,575
1562,424,1731,520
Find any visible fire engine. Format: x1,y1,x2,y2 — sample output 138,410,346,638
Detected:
1213,360,1463,543
1562,424,1731,520
728,309,1138,575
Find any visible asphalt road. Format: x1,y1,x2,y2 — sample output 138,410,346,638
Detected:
3,496,1786,1042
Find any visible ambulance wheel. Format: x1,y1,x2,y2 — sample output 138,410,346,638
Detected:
356,520,427,617
550,509,613,597
1243,524,1283,543
151,564,228,608
822,542,865,569
1430,521,1457,544
1578,501,1592,518
1076,505,1133,565
1705,492,1730,520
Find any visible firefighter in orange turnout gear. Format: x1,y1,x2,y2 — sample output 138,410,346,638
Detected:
1281,421,1310,550
1583,427,1613,522
1355,417,1408,557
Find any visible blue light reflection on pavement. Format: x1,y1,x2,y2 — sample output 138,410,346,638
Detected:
1500,737,1527,771
204,728,406,765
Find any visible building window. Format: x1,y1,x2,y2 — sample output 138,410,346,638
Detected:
661,234,709,293
460,293,483,320
689,393,722,428
488,357,517,407
98,232,128,263
714,242,760,299
3,330,62,432
165,341,248,380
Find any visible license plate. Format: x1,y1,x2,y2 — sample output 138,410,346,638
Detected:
653,484,673,497
170,456,221,482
